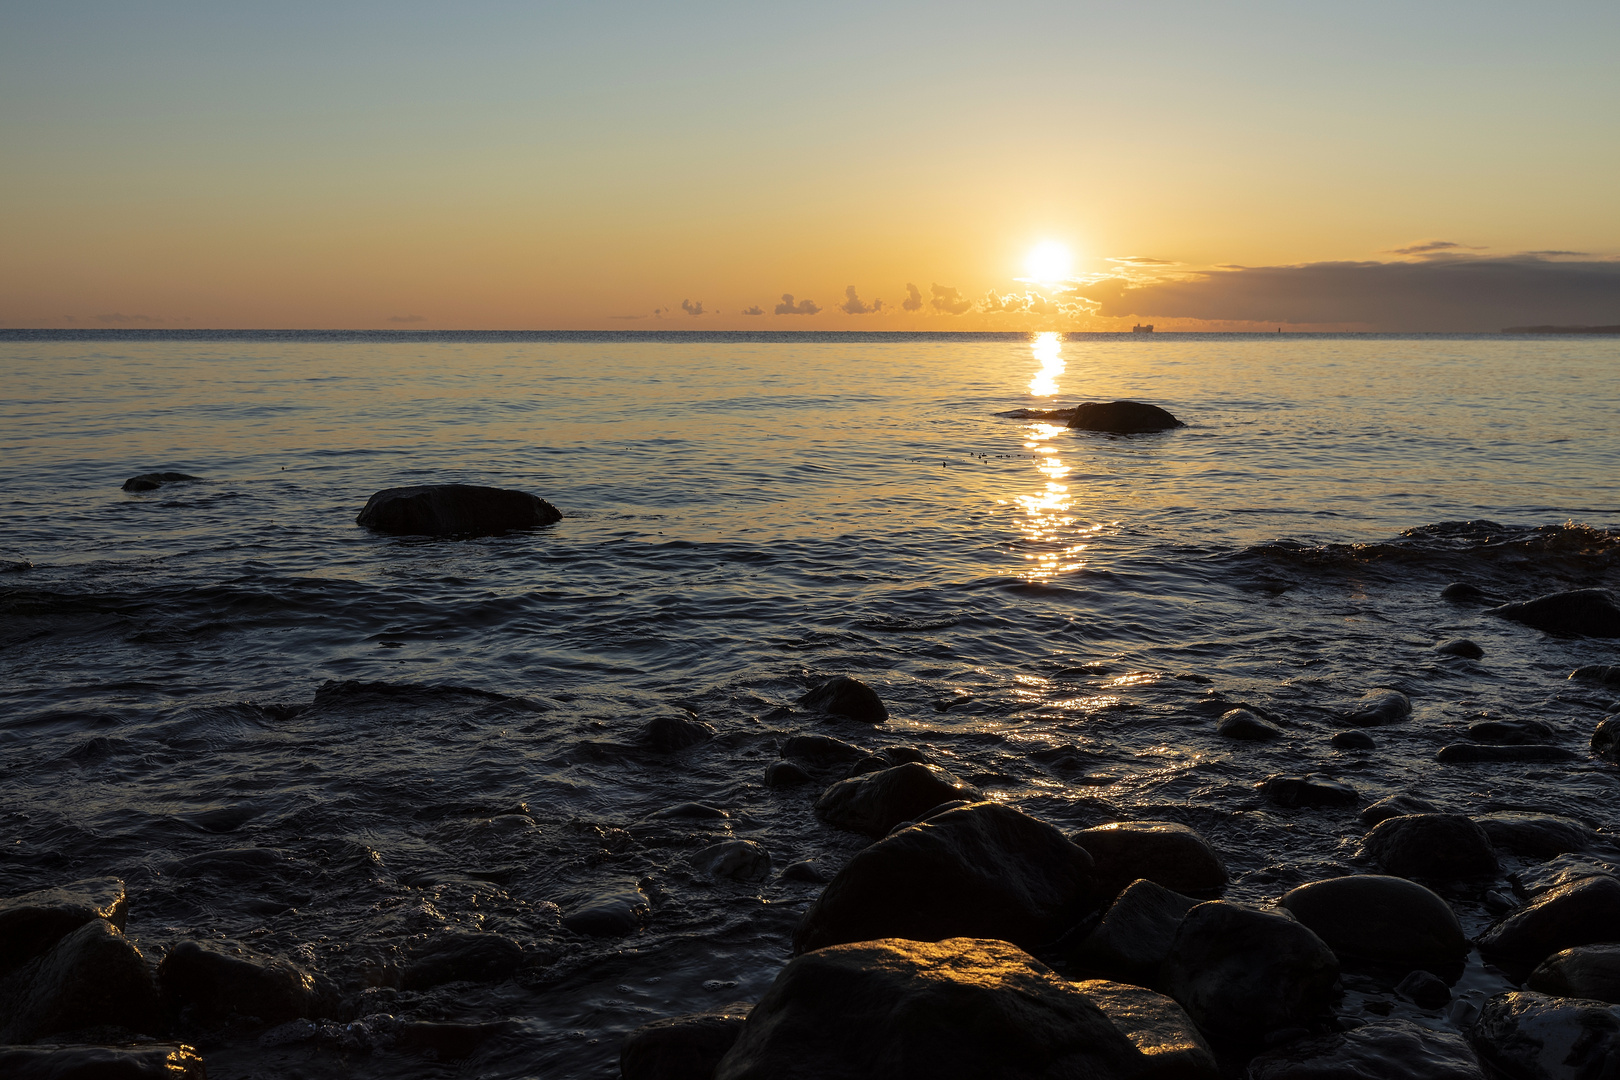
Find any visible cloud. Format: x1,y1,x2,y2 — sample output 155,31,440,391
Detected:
930,284,973,316
681,299,705,316
839,286,883,315
608,314,644,320
902,283,923,311
1109,255,1175,266
1072,255,1620,331
1525,250,1590,258
387,314,427,324
1387,239,1484,257
775,293,821,315
740,305,765,316
95,312,159,324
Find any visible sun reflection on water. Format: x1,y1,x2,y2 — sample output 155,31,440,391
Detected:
1008,333,1098,582
1028,331,1065,397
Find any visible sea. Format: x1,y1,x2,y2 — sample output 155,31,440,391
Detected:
2,330,1618,1077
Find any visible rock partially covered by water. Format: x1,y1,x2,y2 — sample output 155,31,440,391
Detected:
780,733,870,773
641,712,716,752
1217,708,1282,740
1477,875,1620,971
1466,719,1555,744
1361,794,1440,827
1362,814,1498,880
562,889,648,937
1249,1019,1484,1080
159,938,328,1023
1490,588,1620,638
814,763,983,837
356,484,562,536
1066,401,1184,434
622,1004,751,1080
1264,773,1359,808
1438,743,1576,764
1434,638,1485,659
0,919,159,1043
1064,879,1199,986
1468,992,1620,1080
0,1043,208,1079
399,931,523,991
1342,689,1412,727
1528,945,1620,1004
793,802,1094,955
713,937,1142,1080
0,877,127,975
797,676,888,724
1281,875,1466,971
693,840,771,882
1573,664,1620,687
1162,901,1339,1042
122,471,202,492
1071,821,1227,899
1072,979,1218,1078
1331,729,1378,751
1512,854,1619,899
1474,812,1597,859
1593,719,1620,763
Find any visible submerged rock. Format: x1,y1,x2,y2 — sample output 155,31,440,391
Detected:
1528,944,1620,1004
641,713,716,752
1360,794,1440,827
355,483,562,536
1065,401,1184,434
765,760,814,788
0,919,159,1043
1490,588,1620,638
1593,718,1620,762
1438,743,1576,764
1474,812,1597,859
159,938,327,1023
1362,814,1498,880
1072,979,1217,1079
797,676,888,724
1342,689,1412,727
1512,854,1620,899
622,1004,751,1080
1071,821,1226,899
1477,875,1620,971
122,471,202,492
1442,582,1498,603
1434,638,1485,659
399,931,523,991
1331,729,1378,751
1250,1019,1484,1080
1063,878,1199,986
562,890,648,937
1281,875,1466,971
0,877,127,975
1263,773,1359,808
813,763,983,837
693,840,771,882
1466,719,1555,744
0,1043,208,1079
1469,991,1620,1080
1217,708,1282,740
1572,664,1620,687
713,937,1142,1080
780,733,869,771
793,801,1095,955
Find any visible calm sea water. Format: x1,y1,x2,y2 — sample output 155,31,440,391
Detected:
2,332,1619,1077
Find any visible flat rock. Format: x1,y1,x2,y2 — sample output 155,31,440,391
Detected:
1469,991,1620,1080
1361,795,1440,827
399,931,523,990
1281,875,1466,971
641,713,716,752
1071,821,1226,899
1065,401,1184,434
1474,812,1598,859
1217,708,1282,740
793,801,1095,955
159,938,327,1024
813,763,983,837
1490,588,1620,638
693,840,771,882
1434,639,1485,659
1466,719,1556,744
0,1043,208,1079
797,676,888,724
355,483,561,536
1072,979,1217,1079
1437,743,1576,764
122,471,202,492
1512,854,1620,899
1593,718,1620,762
1528,944,1620,1004
622,1004,751,1080
1342,689,1412,727
1264,773,1359,808
1064,878,1199,985
713,937,1143,1080
0,878,126,975
0,919,159,1043
1250,1019,1484,1079
1362,814,1498,880
1477,875,1620,971
1162,901,1339,1042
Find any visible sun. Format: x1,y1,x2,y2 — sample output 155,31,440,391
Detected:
1025,241,1073,284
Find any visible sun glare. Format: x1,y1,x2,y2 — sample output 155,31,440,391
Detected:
1025,241,1073,284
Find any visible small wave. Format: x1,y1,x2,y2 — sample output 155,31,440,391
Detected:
1233,521,1620,576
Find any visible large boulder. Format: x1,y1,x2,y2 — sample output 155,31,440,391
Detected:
813,763,983,837
355,484,561,536
1490,589,1620,637
1072,979,1217,1078
1474,812,1598,859
1281,875,1467,971
793,801,1095,955
1342,689,1412,727
713,937,1143,1080
1362,815,1498,880
0,919,159,1043
1249,1019,1484,1079
158,938,327,1024
1070,821,1226,899
1468,991,1620,1080
122,471,202,492
622,1004,752,1080
0,1043,208,1079
1064,879,1199,986
0,878,127,975
797,676,888,724
1161,902,1338,1043
1066,401,1184,434
1528,944,1620,1004
1476,875,1620,971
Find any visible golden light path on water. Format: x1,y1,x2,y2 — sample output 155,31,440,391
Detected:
1012,332,1098,582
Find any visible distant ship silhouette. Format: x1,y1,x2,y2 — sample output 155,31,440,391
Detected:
1132,324,1154,334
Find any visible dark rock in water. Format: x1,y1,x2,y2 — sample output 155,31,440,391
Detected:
1065,401,1184,434
1071,821,1227,899
395,1019,511,1061
1594,718,1620,762
0,877,127,975
399,931,523,991
1064,878,1199,985
1342,689,1412,727
1250,1019,1482,1080
641,713,716,752
1512,854,1619,899
1071,978,1218,1078
1466,719,1555,745
0,1043,208,1079
1573,664,1620,687
765,760,813,788
1437,743,1576,764
882,745,932,766
1360,794,1440,827
1528,944,1620,1004
793,801,1095,955
1331,730,1377,751
1474,812,1597,859
886,798,973,834
646,802,729,821
797,675,888,724
779,860,828,884
780,733,868,770
562,890,648,937
159,938,327,1023
1434,638,1485,659
693,840,771,882
1281,875,1466,971
1442,582,1496,603
1362,814,1497,880
845,752,889,778
623,1004,751,1080
122,471,202,492
1162,901,1339,1043
1490,588,1620,638
355,483,561,536
1263,773,1359,808
0,919,159,1043
713,937,1142,1080
813,762,983,837
1396,970,1453,1010
1217,708,1282,740
1477,875,1620,971
1469,992,1620,1080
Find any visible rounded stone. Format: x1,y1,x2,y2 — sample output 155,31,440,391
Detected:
1281,875,1466,971
1361,814,1497,880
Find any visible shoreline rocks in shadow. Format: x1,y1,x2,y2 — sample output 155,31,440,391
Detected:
1489,588,1620,637
356,483,561,536
122,471,202,492
994,400,1185,434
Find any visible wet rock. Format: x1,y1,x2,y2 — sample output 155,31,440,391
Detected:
1490,588,1620,638
1250,1019,1483,1079
1438,743,1576,764
1593,718,1620,762
1362,814,1498,880
0,919,159,1043
1468,991,1620,1080
399,931,523,991
1331,730,1377,751
1343,689,1412,727
1573,664,1620,687
1361,794,1440,827
844,753,889,777
779,860,828,883
623,1004,751,1080
641,713,716,752
1434,638,1485,659
562,890,648,937
1065,400,1184,434
1442,582,1496,603
813,762,984,837
780,733,868,771
1064,878,1199,985
1281,875,1466,971
1477,875,1620,971
1071,821,1227,899
0,877,126,975
881,745,932,766
122,471,202,492
395,1019,511,1060
713,937,1142,1080
1217,708,1282,740
0,1043,208,1079
158,938,326,1023
1512,854,1619,899
765,760,813,788
1528,944,1620,1004
1072,978,1217,1078
1475,812,1597,859
1397,970,1453,1010
1162,901,1339,1043
1264,773,1359,808
1466,719,1556,744
793,801,1095,955
797,675,888,724
646,802,729,821
693,840,771,882
355,483,562,536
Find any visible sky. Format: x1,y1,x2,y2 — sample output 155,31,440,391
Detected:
2,0,1617,331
